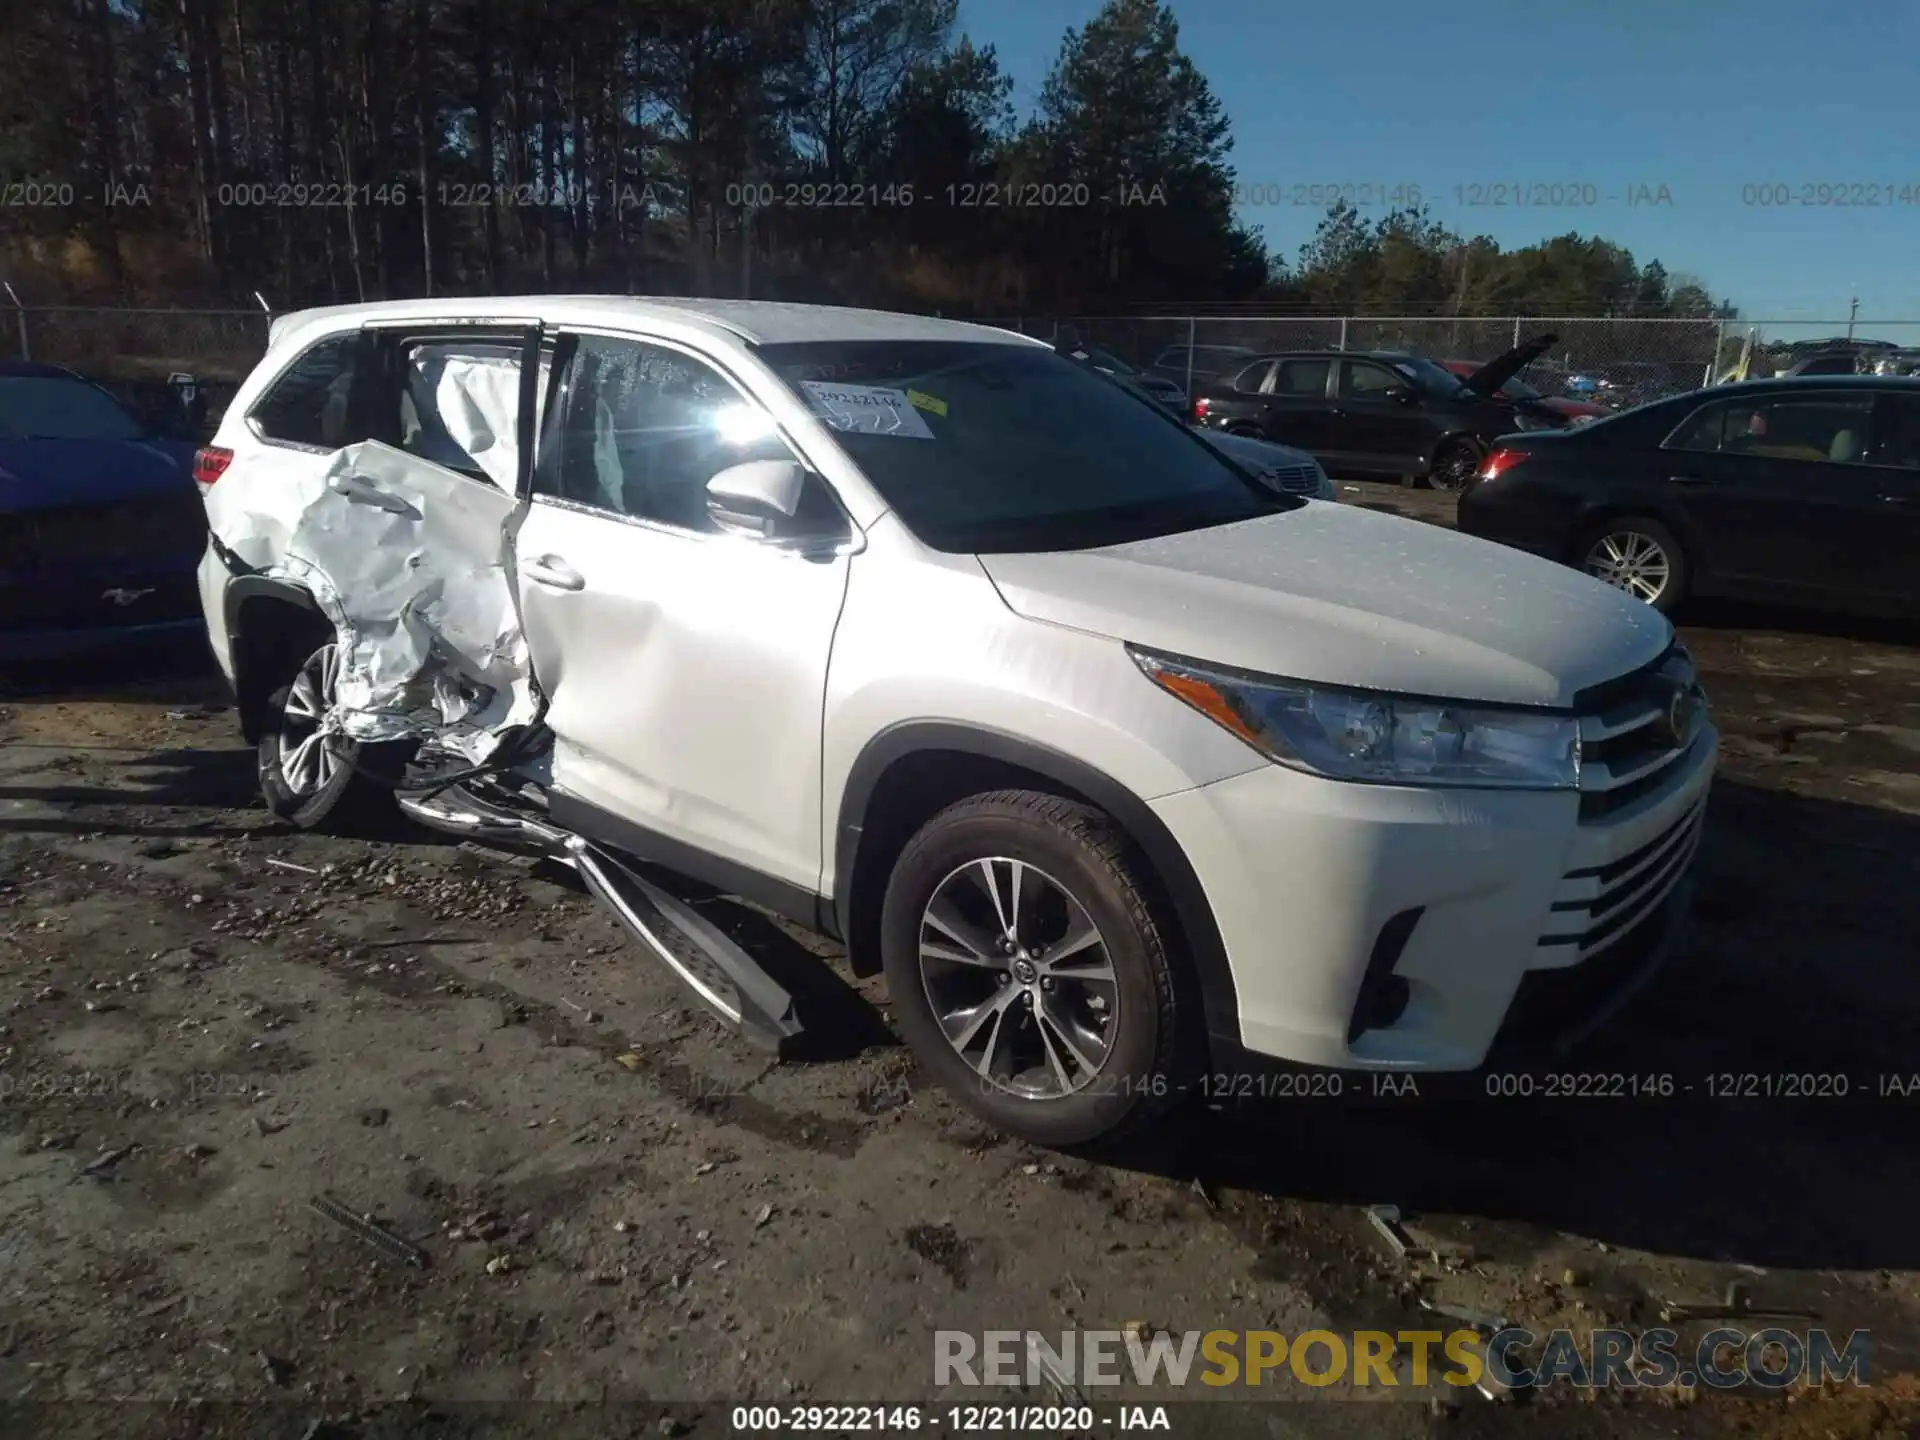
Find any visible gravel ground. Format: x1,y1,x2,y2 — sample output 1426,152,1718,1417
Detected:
2,481,1918,1440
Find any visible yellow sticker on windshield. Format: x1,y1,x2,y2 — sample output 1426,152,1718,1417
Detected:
906,388,948,418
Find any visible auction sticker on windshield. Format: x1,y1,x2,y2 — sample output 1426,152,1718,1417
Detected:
801,381,936,439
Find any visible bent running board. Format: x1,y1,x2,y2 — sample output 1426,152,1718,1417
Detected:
566,838,804,1055
398,783,574,858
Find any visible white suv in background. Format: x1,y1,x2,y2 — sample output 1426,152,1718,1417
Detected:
194,297,1715,1148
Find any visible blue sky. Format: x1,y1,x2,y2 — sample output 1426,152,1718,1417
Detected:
956,0,1920,331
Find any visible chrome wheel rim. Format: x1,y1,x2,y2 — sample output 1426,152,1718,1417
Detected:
278,643,343,796
917,857,1120,1100
1583,531,1671,604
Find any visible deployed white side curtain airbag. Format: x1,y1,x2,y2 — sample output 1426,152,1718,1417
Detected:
404,346,525,490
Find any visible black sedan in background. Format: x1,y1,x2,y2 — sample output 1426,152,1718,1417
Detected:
1457,376,1920,616
1190,333,1571,490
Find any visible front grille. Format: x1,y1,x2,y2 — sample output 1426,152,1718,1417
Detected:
1575,647,1707,821
0,570,200,633
1260,463,1324,496
1,495,207,572
1538,797,1705,958
1496,892,1675,1050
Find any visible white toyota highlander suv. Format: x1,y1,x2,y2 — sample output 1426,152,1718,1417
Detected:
194,296,1714,1148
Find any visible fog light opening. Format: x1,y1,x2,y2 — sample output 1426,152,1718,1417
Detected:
1347,907,1421,1045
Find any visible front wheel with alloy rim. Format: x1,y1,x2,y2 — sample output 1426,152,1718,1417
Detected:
258,640,371,828
1578,516,1688,613
879,790,1191,1148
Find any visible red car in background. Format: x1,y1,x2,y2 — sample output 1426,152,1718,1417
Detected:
1439,359,1607,423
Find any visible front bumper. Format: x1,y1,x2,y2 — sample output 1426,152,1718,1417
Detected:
0,615,209,669
0,557,207,670
1151,726,1716,1071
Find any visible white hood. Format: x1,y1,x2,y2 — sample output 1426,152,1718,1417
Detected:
978,503,1672,708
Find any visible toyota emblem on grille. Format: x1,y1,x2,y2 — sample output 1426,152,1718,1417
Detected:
101,587,155,607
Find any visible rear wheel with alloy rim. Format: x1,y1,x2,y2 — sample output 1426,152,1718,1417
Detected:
879,790,1190,1148
1426,437,1486,492
1578,516,1688,613
258,640,371,828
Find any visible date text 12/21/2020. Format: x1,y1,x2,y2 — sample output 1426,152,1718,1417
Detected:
727,1405,1176,1432
434,179,1158,211
948,1069,1920,1104
722,181,1169,209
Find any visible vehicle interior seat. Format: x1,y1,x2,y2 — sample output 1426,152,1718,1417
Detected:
1829,429,1860,462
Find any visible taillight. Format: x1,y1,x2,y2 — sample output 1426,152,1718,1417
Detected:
1193,397,1211,422
1480,447,1528,481
193,446,233,488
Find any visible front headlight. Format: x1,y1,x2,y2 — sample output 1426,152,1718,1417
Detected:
1132,649,1580,789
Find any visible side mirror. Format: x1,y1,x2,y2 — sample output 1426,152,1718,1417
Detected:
706,459,807,539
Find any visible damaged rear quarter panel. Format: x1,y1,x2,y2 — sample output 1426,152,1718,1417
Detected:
206,437,535,759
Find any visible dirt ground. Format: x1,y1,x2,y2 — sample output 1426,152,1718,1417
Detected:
3,480,1918,1440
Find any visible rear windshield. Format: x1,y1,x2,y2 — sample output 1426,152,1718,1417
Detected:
0,376,146,441
757,340,1293,552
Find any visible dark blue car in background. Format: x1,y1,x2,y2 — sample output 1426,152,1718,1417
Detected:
0,360,209,674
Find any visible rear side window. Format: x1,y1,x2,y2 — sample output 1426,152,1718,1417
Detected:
395,339,531,489
1668,394,1876,464
251,333,364,449
1872,393,1920,468
1228,360,1274,392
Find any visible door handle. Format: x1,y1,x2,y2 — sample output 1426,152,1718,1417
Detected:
330,474,419,515
523,555,584,591
1668,474,1714,487
1880,492,1913,505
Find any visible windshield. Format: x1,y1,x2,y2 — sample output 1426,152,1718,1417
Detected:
757,340,1295,552
1390,357,1475,398
0,376,146,441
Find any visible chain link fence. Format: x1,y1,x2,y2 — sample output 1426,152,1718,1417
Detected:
992,314,1920,409
4,304,267,433
5,301,1912,429
991,315,1739,409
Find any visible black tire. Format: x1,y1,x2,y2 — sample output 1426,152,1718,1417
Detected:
256,639,377,830
1426,436,1486,492
879,789,1191,1148
1574,514,1690,614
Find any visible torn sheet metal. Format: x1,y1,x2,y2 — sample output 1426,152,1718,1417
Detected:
206,438,536,762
